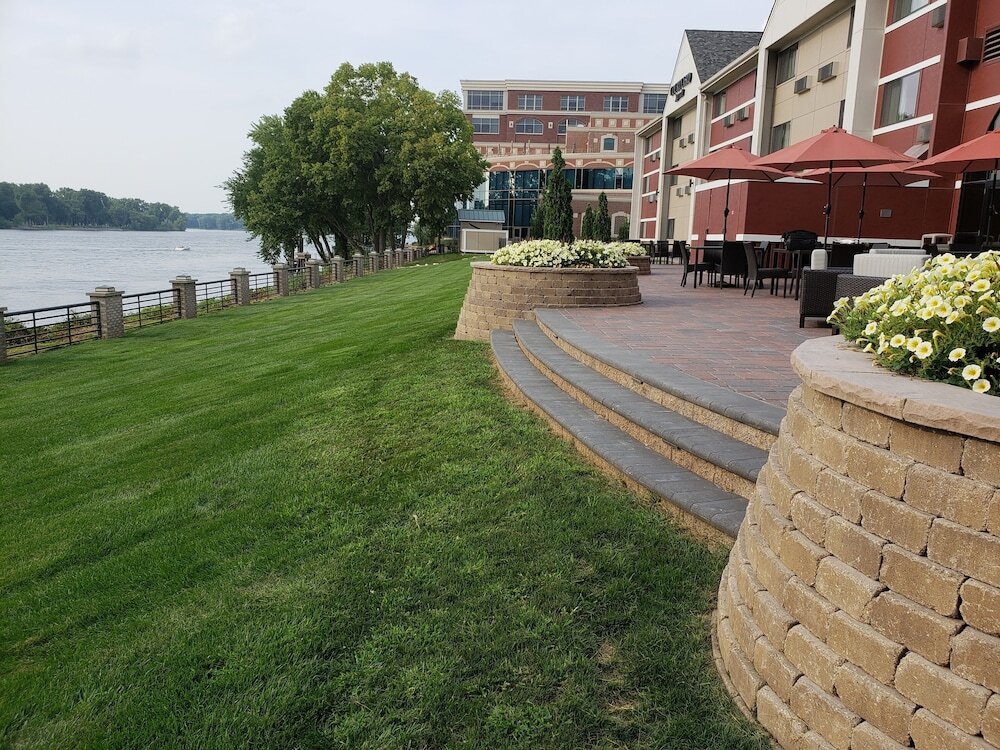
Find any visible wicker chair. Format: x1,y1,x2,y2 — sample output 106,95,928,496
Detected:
798,267,853,327
829,274,888,334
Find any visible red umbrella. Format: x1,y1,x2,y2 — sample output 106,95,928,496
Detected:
913,130,1000,242
756,127,915,247
799,164,939,243
665,145,787,240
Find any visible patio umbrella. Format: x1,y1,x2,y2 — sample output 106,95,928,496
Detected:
755,127,914,248
799,164,939,243
665,145,787,240
912,130,1000,242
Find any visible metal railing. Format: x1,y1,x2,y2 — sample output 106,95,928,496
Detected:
248,272,277,302
4,302,101,358
319,264,334,285
195,279,236,313
288,267,308,293
122,289,180,330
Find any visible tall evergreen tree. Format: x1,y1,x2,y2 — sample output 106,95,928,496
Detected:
581,206,595,240
618,218,630,240
529,199,544,239
542,147,574,244
596,192,612,241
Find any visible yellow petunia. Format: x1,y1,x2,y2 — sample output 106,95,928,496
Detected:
973,379,991,394
963,364,983,381
984,317,1000,333
949,348,966,362
914,341,934,360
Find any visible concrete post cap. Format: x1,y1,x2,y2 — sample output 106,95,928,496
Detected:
272,263,288,270
171,275,195,283
90,286,120,295
230,267,248,274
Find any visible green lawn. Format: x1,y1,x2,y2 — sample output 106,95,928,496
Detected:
0,255,767,749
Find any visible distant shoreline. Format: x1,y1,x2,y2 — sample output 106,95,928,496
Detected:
6,226,185,232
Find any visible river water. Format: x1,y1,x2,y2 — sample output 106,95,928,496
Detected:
0,229,271,312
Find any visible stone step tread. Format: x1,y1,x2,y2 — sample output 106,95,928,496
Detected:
492,331,746,539
513,320,767,482
534,308,785,436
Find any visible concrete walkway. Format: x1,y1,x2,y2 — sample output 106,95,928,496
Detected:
551,263,831,408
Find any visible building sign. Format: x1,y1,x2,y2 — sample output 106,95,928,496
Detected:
671,72,693,101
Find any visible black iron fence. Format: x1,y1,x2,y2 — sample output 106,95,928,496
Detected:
4,302,101,358
195,279,236,313
288,267,308,293
319,264,334,285
248,272,277,302
122,289,180,330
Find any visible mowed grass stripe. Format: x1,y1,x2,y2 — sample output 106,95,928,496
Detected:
0,254,767,749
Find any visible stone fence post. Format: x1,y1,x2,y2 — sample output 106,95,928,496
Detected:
333,256,344,283
369,251,380,273
306,259,322,288
0,307,7,364
384,249,393,270
273,263,289,296
88,286,125,338
171,276,198,319
230,268,251,305
395,248,404,267
353,253,365,277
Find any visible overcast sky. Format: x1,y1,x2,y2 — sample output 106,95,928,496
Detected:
0,0,772,213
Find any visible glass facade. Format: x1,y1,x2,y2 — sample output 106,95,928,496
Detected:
467,90,503,110
561,95,586,111
517,94,543,110
643,93,668,114
472,116,500,134
604,96,630,112
880,72,920,127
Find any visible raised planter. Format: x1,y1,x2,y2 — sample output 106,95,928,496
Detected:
716,336,1000,750
455,262,641,342
627,255,651,275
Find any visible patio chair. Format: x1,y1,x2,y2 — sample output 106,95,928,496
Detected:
783,229,819,298
671,240,685,265
830,274,889,334
798,267,853,327
679,241,713,288
743,241,791,298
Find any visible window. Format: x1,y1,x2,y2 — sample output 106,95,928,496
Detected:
514,118,544,135
891,0,930,23
467,90,503,110
643,93,668,114
776,43,798,84
666,219,675,239
880,71,920,127
771,121,790,152
602,136,617,151
517,94,543,110
713,92,727,118
847,6,855,48
838,100,846,128
561,95,586,111
558,118,585,135
670,119,682,139
604,96,629,112
472,116,500,134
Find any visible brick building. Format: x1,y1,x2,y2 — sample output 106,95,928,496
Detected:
460,79,669,240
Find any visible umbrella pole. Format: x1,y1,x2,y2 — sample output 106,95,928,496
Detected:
988,158,999,245
823,161,833,249
857,174,868,244
723,169,732,241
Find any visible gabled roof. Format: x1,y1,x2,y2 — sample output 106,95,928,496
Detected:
457,209,505,224
685,30,762,81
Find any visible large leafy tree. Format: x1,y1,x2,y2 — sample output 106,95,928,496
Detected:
542,148,573,243
596,192,612,242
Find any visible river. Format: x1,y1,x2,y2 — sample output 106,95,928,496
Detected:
0,229,272,312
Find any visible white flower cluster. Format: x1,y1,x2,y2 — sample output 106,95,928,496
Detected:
491,240,629,269
829,251,1000,396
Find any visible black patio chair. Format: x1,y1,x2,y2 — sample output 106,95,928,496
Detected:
743,241,791,298
783,229,819,298
679,241,714,288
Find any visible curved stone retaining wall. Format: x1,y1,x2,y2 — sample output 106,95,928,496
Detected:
627,255,652,275
455,262,640,342
717,337,1000,750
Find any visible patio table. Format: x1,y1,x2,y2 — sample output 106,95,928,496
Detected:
693,243,748,288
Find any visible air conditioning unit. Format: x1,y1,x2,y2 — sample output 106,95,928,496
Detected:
916,122,932,144
651,152,658,162
678,138,687,149
736,107,750,121
957,37,984,65
676,187,685,197
930,5,946,28
687,134,695,144
648,194,656,203
684,184,692,195
818,62,837,82
723,114,735,128
794,76,811,94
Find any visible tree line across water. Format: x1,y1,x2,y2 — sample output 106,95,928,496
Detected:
0,182,243,232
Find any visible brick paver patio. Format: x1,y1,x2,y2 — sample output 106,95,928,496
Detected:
554,264,832,408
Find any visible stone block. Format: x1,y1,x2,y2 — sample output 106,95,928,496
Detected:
787,394,820,453
905,464,992,531
851,721,909,750
869,591,962,665
951,627,1000,693
890,421,963,473
800,730,837,750
842,403,893,448
756,685,808,750
983,694,1000,747
730,603,764,660
785,625,842,693
895,653,991,735
788,449,824,497
844,440,912,499
824,517,884,579
753,589,797,650
909,708,993,750
962,438,1000,487
757,497,793,556
814,556,883,621
746,525,794,601
812,425,852,473
780,529,829,586
827,611,904,683
928,519,1000,589
792,492,833,546
861,490,934,554
783,577,836,642
790,676,860,750
765,461,799,516
801,386,843,429
814,469,866,523
725,626,764,710
835,662,915,745
734,563,764,614
881,544,963,617
753,635,801,703
960,578,1000,637
991,490,1000,537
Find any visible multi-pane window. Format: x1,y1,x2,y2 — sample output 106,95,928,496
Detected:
560,95,586,111
643,93,668,114
713,92,728,118
514,118,544,135
776,43,798,84
558,118,585,135
517,94,543,110
604,96,630,113
880,72,920,126
602,136,617,151
467,90,503,110
891,0,930,22
472,116,500,134
771,121,791,152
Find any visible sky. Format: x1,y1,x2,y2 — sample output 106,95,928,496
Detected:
0,0,772,213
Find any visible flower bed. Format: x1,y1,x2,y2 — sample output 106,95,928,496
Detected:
492,239,630,269
830,251,999,396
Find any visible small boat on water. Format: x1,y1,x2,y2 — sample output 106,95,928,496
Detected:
175,245,191,251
